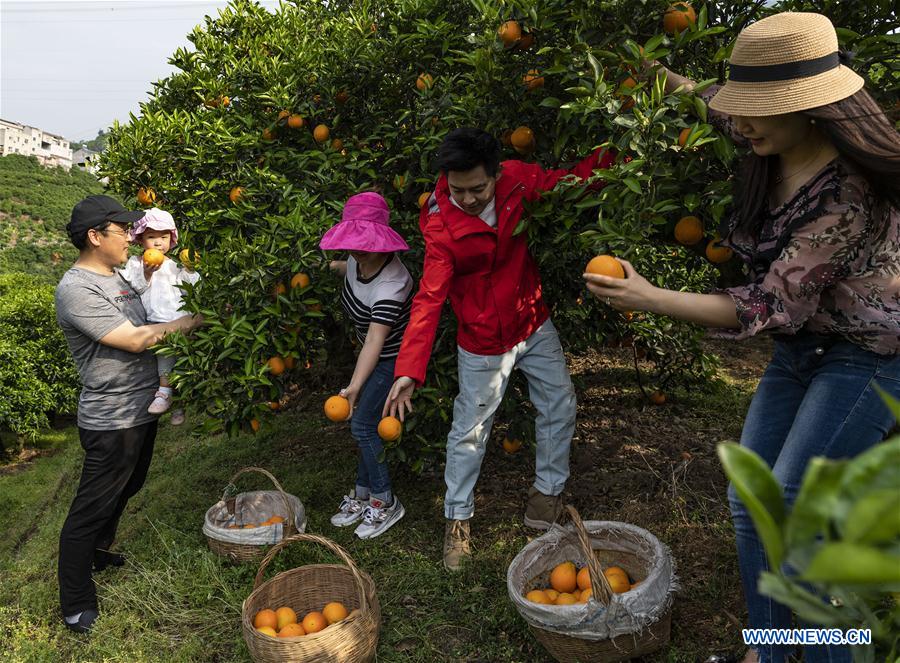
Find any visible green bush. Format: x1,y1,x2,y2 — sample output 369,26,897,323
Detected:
718,394,900,662
0,273,79,441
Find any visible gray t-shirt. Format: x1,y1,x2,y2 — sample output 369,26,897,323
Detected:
55,267,159,430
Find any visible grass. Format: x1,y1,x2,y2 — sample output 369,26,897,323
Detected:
0,342,766,662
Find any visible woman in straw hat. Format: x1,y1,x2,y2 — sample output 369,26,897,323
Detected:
584,12,899,663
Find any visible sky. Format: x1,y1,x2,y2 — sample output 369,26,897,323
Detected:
1,0,279,142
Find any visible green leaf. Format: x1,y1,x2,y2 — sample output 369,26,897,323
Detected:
623,177,641,194
842,488,900,544
718,442,785,568
786,458,846,549
802,543,900,584
874,384,900,422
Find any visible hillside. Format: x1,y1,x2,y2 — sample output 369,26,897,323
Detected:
0,155,105,283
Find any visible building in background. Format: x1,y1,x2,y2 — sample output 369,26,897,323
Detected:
72,147,100,174
0,118,73,170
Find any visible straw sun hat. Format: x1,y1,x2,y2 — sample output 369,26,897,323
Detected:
709,12,864,117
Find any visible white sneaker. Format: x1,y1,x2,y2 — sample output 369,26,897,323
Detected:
330,493,368,527
147,391,172,414
354,496,405,539
170,409,185,426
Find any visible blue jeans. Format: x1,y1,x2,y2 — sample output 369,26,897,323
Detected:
350,357,395,502
445,320,575,519
729,334,900,663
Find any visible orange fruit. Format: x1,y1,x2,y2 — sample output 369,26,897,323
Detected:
142,249,166,268
322,601,349,624
269,515,285,524
502,437,522,454
544,588,560,603
678,127,692,147
650,391,666,405
243,522,257,528
585,255,625,279
378,416,402,442
275,606,297,630
418,191,432,208
510,126,534,151
273,282,287,297
137,187,156,206
335,90,349,104
618,77,637,110
250,419,260,433
287,114,305,129
550,561,578,594
524,589,551,604
301,611,327,634
277,109,291,121
262,127,276,140
268,401,281,411
331,138,344,151
291,272,310,289
256,626,277,637
267,356,286,376
555,592,579,605
498,20,522,47
576,566,592,591
229,186,245,203
313,124,330,143
518,32,535,50
605,572,631,594
663,2,697,34
324,395,351,421
393,174,407,190
283,356,296,370
580,587,593,602
278,622,306,637
523,69,544,91
178,248,198,270
416,73,434,91
253,609,278,630
674,215,704,246
706,238,733,263
605,565,629,581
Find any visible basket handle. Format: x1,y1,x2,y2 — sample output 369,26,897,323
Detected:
565,504,614,606
221,466,296,529
252,532,370,613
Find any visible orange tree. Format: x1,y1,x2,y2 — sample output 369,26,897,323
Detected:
101,0,897,465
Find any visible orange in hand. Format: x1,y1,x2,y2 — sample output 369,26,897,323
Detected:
585,255,625,279
324,395,351,421
142,249,165,268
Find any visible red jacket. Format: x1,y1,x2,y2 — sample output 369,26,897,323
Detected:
394,148,615,386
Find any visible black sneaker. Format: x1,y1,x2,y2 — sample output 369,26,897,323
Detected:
93,549,126,572
64,608,99,634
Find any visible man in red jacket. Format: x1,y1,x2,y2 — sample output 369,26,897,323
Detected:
384,128,614,571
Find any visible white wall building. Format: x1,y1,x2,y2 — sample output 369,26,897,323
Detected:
72,147,100,174
0,118,73,170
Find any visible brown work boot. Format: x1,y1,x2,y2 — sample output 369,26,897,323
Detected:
524,486,564,530
443,518,471,571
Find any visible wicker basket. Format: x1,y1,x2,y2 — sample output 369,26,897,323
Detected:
511,506,673,662
241,533,381,663
204,467,306,563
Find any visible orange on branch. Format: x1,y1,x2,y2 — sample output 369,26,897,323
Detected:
674,215,704,246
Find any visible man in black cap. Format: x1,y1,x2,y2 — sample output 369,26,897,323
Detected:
55,195,201,633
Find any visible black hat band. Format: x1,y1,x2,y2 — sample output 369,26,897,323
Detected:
728,51,839,83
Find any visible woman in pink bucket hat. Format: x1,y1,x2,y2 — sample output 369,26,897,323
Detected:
319,191,412,539
120,207,200,426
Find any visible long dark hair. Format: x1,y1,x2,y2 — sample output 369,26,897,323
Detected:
732,88,900,237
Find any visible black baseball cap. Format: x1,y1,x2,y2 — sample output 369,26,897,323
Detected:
66,195,146,239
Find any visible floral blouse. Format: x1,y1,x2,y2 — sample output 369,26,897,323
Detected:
702,87,900,355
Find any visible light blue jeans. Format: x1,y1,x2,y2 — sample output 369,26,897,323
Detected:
444,319,575,520
730,333,900,663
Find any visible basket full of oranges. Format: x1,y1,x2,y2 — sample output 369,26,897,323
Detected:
507,506,676,662
203,467,307,563
242,533,381,662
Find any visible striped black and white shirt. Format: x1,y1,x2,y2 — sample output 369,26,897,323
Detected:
340,254,413,359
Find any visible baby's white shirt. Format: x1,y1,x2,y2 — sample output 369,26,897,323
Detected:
119,255,201,323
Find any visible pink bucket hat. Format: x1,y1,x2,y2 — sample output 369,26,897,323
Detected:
129,207,178,245
319,192,409,253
